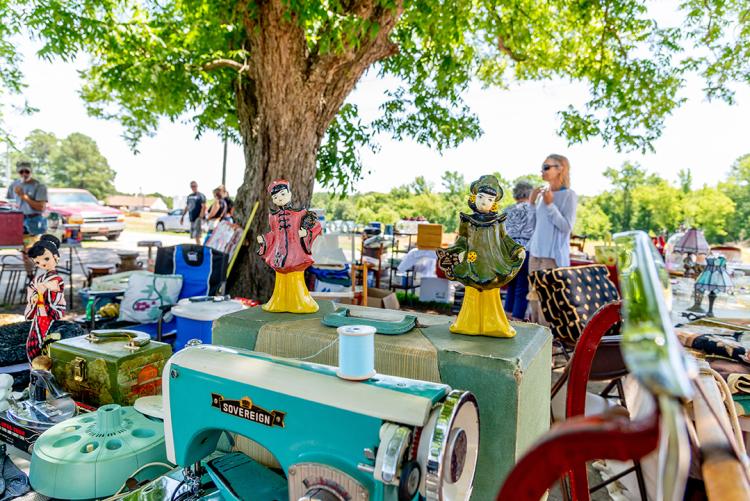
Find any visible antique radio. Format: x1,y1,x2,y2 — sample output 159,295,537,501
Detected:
164,345,480,500
49,330,171,407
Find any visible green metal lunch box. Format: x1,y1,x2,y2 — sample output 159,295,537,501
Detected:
49,330,172,407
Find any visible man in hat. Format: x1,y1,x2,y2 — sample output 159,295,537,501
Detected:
6,161,48,277
180,181,206,245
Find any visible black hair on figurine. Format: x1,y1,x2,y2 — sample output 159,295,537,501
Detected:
28,234,61,259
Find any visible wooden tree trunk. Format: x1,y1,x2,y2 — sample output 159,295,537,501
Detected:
230,80,323,299
228,1,402,300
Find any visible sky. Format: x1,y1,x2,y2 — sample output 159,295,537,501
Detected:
2,18,748,200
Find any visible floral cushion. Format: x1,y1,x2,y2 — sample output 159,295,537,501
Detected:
118,271,183,324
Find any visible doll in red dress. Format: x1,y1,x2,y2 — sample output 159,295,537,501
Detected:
25,234,66,362
257,180,322,313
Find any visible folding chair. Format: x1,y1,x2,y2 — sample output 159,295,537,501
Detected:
87,244,228,342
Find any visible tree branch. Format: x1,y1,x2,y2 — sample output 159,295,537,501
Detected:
490,9,527,63
497,35,527,62
308,1,403,125
203,58,249,73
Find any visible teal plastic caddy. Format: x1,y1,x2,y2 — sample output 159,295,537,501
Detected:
212,302,552,499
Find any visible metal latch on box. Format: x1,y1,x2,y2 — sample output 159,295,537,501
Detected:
72,357,86,382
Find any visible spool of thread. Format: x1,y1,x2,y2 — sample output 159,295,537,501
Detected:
336,325,376,381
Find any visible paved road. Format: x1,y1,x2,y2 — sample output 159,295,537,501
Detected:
84,229,189,252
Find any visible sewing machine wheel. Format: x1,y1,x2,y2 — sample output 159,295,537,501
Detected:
418,390,479,501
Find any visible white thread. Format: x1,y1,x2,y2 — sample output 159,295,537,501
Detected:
293,338,339,361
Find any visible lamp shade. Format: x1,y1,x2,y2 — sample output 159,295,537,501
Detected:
695,255,733,293
673,228,710,254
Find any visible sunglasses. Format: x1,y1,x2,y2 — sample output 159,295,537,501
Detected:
18,169,30,175
541,164,559,171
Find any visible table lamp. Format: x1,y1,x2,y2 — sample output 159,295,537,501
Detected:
688,255,733,317
673,227,710,277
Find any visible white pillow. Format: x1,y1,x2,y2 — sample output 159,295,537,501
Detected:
118,271,183,324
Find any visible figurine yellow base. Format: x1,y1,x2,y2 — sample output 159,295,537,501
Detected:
450,287,516,338
262,271,319,314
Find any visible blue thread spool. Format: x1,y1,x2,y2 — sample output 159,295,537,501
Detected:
336,325,377,381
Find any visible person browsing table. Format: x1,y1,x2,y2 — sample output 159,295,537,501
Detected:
180,181,206,245
502,180,536,320
6,161,48,279
526,154,578,324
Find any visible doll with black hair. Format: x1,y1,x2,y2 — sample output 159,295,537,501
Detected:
256,179,322,313
24,234,66,361
437,175,525,337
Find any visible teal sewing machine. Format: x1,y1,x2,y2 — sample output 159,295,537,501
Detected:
164,345,480,500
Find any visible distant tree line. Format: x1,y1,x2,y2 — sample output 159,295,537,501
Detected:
314,155,750,244
2,129,117,200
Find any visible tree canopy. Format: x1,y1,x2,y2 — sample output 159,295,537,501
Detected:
1,1,749,191
3,0,750,301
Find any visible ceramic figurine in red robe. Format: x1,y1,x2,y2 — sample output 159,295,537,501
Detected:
257,180,322,313
25,234,66,362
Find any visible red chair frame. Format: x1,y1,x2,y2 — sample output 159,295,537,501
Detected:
496,410,659,501
499,301,655,501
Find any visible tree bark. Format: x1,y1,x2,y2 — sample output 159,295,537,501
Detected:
228,0,402,300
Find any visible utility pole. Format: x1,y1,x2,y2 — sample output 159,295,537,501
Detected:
5,143,10,187
221,132,228,187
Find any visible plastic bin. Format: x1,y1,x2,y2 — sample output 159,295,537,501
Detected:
0,210,24,245
171,298,245,351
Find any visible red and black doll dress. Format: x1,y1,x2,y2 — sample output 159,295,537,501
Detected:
24,271,66,361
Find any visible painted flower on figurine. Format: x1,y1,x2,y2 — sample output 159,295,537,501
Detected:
467,251,478,263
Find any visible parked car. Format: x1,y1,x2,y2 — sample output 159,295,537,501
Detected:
155,209,191,232
47,188,125,241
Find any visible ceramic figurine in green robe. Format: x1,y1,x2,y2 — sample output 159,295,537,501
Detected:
437,175,525,337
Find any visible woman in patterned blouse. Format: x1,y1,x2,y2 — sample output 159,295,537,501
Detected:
502,181,536,320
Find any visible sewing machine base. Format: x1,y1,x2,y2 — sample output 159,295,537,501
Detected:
119,454,288,501
206,453,287,501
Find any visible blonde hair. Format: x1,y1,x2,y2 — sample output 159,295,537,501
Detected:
547,154,570,188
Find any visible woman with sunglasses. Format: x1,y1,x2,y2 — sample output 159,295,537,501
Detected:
526,154,577,324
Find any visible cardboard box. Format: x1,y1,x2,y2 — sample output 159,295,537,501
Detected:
0,403,93,453
335,288,400,310
0,412,40,453
417,224,443,250
419,277,454,303
366,287,400,310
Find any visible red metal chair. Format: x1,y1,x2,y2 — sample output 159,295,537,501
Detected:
496,410,659,501
563,300,648,499
500,230,695,501
550,301,629,421
498,301,655,500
